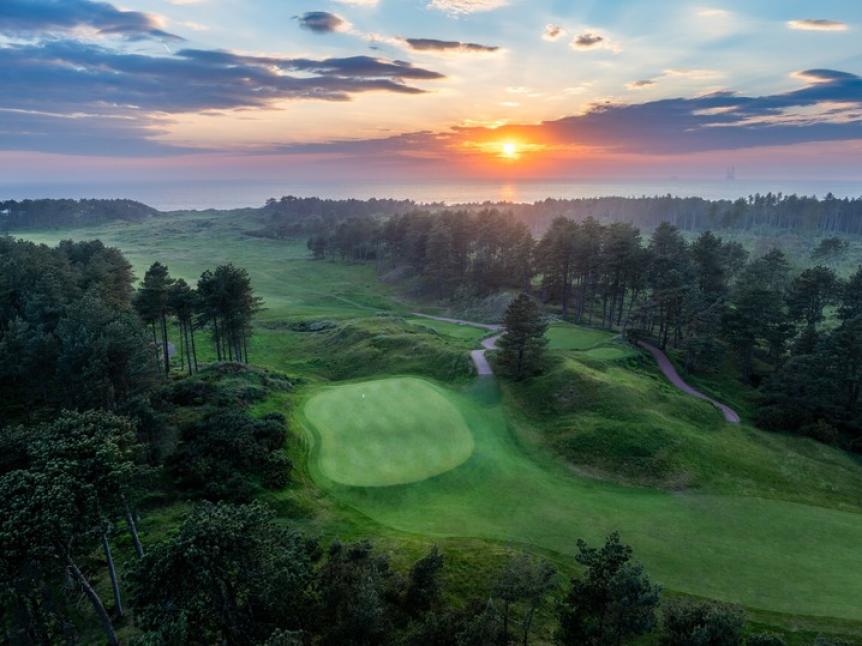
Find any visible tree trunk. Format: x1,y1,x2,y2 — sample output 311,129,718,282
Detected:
160,314,170,376
124,497,144,559
214,317,222,361
62,548,118,646
101,531,123,618
150,323,161,369
189,324,199,372
182,321,193,375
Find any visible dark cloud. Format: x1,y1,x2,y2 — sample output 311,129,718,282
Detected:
628,79,655,89
0,40,444,154
0,0,182,41
405,38,499,53
573,33,604,48
296,11,345,34
787,18,848,31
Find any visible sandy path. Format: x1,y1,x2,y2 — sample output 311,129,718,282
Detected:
638,341,741,423
411,313,502,375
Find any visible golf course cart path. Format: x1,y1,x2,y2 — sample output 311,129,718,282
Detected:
638,340,741,423
411,313,503,376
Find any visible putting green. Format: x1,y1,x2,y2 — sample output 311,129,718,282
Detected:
303,377,474,486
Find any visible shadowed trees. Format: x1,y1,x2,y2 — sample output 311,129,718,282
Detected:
497,294,548,380
557,532,660,646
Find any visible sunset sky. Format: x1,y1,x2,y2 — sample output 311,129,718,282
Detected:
1,0,861,185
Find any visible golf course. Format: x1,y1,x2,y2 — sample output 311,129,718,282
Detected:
18,211,862,636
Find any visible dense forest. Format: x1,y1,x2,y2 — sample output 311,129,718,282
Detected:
263,193,862,237
7,192,862,237
0,199,157,231
310,209,862,452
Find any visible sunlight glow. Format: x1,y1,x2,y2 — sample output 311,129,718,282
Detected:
501,141,519,158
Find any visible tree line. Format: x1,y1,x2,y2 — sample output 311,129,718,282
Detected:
0,199,157,232
309,210,862,451
272,192,862,239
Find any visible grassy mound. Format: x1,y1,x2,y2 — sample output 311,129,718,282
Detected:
303,377,474,486
546,322,617,350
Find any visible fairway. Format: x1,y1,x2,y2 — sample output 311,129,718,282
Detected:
303,377,474,486
305,377,862,621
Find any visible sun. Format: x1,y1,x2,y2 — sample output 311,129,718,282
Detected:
501,141,519,159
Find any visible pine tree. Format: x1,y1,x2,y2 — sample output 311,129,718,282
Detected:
497,294,548,379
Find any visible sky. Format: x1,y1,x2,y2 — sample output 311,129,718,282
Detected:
1,0,861,186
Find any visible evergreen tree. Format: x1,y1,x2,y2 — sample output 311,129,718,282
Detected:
557,532,660,646
497,294,548,379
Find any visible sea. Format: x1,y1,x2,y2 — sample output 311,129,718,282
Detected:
2,178,861,211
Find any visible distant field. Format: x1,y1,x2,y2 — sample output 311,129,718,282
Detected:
16,215,862,634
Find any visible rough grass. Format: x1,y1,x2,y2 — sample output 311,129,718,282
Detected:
303,377,475,486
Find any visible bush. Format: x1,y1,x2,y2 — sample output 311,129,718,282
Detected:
661,600,744,646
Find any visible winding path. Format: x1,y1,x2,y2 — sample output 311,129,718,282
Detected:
638,341,740,423
411,313,502,375
411,312,740,423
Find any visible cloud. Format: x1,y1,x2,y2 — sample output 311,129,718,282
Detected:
427,0,508,15
627,79,655,90
0,0,182,41
335,0,379,5
296,11,347,34
0,40,445,154
274,68,862,158
787,19,849,32
573,33,603,48
405,38,498,53
542,24,564,41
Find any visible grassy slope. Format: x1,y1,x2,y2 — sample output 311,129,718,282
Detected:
16,215,862,640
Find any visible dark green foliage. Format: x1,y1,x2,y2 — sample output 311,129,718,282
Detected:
403,546,444,616
0,237,156,417
660,600,745,646
129,501,316,645
197,263,262,363
787,266,840,328
314,540,401,646
0,198,157,230
497,294,548,379
811,237,849,265
746,633,786,646
169,408,291,500
493,554,557,645
557,532,660,646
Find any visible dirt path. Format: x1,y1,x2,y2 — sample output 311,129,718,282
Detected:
411,313,502,375
638,341,740,423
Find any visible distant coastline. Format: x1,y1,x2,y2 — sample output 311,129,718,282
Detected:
3,178,862,212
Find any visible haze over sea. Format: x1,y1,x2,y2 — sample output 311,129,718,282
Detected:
3,179,862,212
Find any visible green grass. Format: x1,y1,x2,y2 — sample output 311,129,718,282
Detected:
403,316,488,343
299,376,862,622
15,215,862,638
546,321,616,350
304,377,474,486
